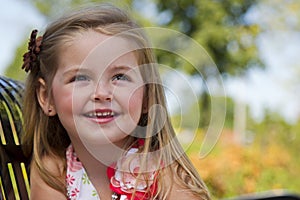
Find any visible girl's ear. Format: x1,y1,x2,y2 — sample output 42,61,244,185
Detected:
36,78,57,116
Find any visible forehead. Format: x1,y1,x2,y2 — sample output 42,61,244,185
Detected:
58,30,139,70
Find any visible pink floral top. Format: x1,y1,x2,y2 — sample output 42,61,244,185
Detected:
66,145,100,200
66,145,159,200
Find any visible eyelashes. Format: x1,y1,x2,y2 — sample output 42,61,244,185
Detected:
112,73,131,82
68,73,131,83
69,74,90,83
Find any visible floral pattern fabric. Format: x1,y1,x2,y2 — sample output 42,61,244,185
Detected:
66,145,159,200
107,148,159,200
66,145,100,200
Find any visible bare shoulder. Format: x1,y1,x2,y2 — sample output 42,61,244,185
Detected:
162,164,206,200
30,155,66,200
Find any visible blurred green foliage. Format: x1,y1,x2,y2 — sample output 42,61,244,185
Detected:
187,122,300,199
154,0,261,75
5,43,28,81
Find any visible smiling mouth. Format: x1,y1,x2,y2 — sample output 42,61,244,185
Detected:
86,111,115,118
84,109,118,125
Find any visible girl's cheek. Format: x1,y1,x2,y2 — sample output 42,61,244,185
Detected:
71,88,91,110
128,88,144,121
53,88,80,117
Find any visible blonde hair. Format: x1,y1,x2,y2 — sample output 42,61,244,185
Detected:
21,3,210,199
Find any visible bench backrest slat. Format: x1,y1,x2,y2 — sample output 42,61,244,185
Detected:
0,76,29,200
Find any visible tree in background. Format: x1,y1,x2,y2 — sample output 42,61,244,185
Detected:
153,0,261,74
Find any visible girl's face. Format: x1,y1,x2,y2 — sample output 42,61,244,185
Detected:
49,30,144,148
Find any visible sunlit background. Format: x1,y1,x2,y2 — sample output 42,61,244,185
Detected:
1,0,299,199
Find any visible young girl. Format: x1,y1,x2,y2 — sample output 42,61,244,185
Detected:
21,4,210,200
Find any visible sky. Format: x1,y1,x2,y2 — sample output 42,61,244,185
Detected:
0,0,45,74
0,0,299,124
226,1,300,123
226,31,300,123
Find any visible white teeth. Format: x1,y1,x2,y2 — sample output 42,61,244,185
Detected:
94,111,114,117
86,111,115,118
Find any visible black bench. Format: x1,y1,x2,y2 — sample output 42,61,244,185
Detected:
225,190,300,200
0,76,29,200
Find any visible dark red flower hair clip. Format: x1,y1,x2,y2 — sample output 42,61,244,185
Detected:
22,29,43,73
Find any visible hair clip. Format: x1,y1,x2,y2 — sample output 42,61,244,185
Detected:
22,29,43,73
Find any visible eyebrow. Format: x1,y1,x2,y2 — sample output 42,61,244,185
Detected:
61,64,139,80
62,67,88,76
109,65,139,75
61,67,91,82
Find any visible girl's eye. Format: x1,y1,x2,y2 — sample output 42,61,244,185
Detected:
70,74,89,82
112,74,130,81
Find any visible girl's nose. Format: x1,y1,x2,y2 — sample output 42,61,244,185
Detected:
91,82,113,102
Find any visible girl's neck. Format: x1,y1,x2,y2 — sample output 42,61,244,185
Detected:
72,138,127,168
